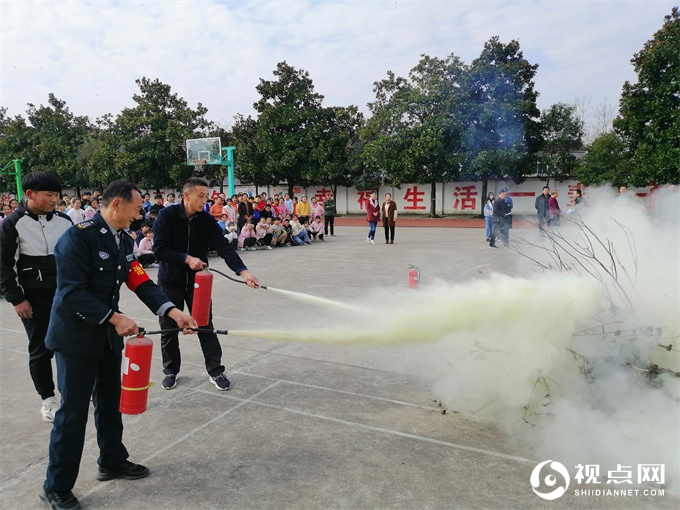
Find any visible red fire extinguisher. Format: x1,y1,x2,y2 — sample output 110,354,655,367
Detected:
192,270,213,327
120,334,154,415
407,264,420,289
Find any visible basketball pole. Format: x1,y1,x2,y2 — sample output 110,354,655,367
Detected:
222,147,235,198
1,159,23,199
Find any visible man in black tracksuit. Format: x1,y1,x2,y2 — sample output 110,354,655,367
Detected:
0,172,72,422
153,177,260,391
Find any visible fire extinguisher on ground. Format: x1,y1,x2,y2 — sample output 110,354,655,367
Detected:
407,264,420,289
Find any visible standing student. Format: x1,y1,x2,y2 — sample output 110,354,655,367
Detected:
322,191,336,236
41,181,197,510
483,192,495,242
365,191,380,244
0,172,72,422
381,193,397,244
153,177,260,392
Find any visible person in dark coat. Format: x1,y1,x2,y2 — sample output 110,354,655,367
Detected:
41,181,197,510
152,177,260,392
381,193,397,244
489,189,512,248
535,186,551,231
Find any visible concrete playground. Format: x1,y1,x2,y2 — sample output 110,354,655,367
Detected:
0,225,676,509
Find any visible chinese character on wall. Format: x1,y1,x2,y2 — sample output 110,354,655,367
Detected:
403,186,426,210
314,188,331,202
356,190,374,211
452,185,478,210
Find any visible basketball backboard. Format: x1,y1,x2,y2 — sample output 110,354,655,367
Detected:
186,137,222,165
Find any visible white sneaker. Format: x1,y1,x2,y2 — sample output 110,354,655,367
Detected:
41,396,60,423
369,239,375,245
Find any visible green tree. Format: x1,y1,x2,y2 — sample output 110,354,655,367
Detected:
614,7,680,185
361,54,467,216
0,107,30,192
23,94,92,193
111,78,211,190
311,105,364,195
250,61,325,195
232,114,269,189
461,37,541,206
576,132,633,186
537,102,584,181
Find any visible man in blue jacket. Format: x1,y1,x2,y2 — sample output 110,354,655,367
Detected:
41,181,198,510
153,177,260,392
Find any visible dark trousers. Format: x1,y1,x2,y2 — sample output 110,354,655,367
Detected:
257,233,273,246
324,215,335,235
384,225,395,242
490,219,508,246
44,348,128,491
21,290,56,399
159,285,224,377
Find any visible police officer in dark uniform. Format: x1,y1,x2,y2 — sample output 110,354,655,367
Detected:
41,182,198,510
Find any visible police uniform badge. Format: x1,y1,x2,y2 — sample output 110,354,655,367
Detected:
76,220,95,229
99,251,110,260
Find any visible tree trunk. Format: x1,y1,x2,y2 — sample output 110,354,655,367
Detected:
429,181,439,218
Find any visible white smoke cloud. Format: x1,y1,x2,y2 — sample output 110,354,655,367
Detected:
231,185,679,490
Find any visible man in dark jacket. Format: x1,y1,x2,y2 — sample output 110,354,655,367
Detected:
0,171,72,422
322,191,337,236
153,177,260,392
41,181,197,510
489,189,512,248
535,186,551,231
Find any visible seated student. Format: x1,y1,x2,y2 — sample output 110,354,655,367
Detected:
238,221,258,251
281,218,295,246
255,218,273,249
290,215,311,245
223,221,238,249
217,213,228,232
269,217,288,247
136,224,151,246
308,216,325,241
134,230,158,268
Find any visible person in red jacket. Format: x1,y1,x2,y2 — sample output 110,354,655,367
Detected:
365,191,380,244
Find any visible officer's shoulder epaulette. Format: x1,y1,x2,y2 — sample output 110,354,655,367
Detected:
75,220,96,231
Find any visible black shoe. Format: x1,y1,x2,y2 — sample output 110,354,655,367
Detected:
161,373,177,390
97,460,150,481
210,372,232,391
489,244,497,248
40,488,82,509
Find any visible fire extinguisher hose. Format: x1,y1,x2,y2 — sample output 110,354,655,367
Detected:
208,267,268,289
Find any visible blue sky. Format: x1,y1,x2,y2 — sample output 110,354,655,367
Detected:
0,0,673,129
